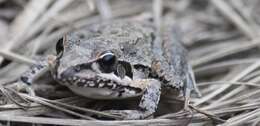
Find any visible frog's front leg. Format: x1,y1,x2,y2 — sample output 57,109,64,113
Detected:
106,79,161,120
152,26,200,110
21,62,48,86
20,57,51,96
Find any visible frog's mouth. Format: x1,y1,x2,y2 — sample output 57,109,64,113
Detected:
57,60,143,98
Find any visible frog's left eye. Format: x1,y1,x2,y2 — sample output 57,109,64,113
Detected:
56,38,64,55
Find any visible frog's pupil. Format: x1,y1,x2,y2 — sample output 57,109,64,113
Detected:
102,54,116,65
98,53,117,73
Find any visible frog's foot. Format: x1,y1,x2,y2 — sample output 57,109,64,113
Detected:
17,81,35,96
104,110,152,120
184,88,191,110
107,79,161,120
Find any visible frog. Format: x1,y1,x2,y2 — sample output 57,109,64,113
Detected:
20,20,200,119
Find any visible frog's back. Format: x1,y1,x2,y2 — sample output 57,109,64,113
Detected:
65,21,156,67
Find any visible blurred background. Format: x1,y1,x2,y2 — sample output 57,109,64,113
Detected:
1,0,260,125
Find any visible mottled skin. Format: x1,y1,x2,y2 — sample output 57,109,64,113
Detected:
21,20,200,119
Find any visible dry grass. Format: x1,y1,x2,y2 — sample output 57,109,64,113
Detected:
1,0,260,125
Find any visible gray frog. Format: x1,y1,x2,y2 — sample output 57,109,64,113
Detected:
21,20,200,119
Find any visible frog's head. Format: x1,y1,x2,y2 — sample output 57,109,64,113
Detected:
48,34,142,98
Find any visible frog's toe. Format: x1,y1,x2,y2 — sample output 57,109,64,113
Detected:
17,81,35,96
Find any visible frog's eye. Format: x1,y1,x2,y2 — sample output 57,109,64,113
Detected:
56,38,64,55
98,51,117,73
99,52,116,66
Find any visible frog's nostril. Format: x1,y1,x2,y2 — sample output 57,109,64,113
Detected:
74,66,81,72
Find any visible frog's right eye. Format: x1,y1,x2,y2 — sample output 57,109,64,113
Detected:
98,51,117,73
56,38,64,55
99,52,116,66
